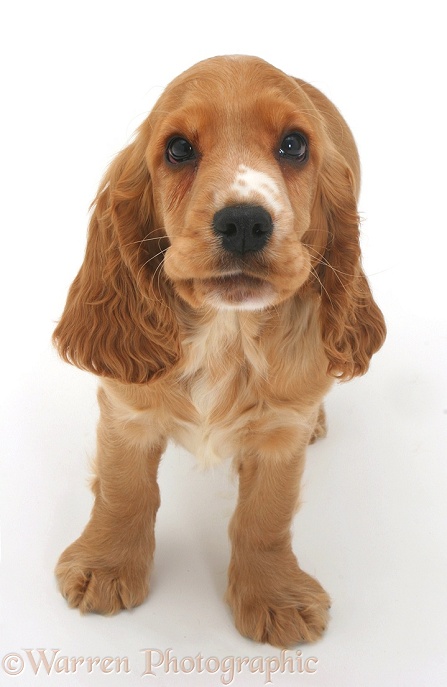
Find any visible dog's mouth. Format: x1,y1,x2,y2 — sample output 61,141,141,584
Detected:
201,272,276,310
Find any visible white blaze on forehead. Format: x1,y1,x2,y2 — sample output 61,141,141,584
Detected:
230,164,283,214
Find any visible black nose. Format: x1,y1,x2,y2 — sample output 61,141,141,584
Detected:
212,205,273,255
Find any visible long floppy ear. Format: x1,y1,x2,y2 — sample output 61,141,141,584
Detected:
53,127,180,384
311,150,386,381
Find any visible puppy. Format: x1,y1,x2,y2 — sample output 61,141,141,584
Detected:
53,55,386,647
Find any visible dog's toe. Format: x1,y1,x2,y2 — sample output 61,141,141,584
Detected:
56,540,150,614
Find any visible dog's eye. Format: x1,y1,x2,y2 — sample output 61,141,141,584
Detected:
279,133,308,163
166,137,195,164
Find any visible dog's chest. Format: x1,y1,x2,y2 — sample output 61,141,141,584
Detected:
173,312,266,466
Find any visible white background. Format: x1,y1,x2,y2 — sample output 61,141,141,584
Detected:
1,1,446,685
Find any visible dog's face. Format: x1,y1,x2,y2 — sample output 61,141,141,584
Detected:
146,56,326,311
53,55,385,385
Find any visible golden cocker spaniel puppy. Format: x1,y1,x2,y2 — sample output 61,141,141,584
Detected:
53,55,386,647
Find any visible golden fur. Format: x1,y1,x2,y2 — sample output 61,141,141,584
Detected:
53,56,386,647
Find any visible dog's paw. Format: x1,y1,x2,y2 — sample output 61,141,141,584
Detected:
55,540,150,615
227,562,330,647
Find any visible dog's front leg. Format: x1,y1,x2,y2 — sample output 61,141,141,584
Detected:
227,441,330,647
56,384,165,614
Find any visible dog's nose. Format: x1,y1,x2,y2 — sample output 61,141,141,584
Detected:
212,205,273,254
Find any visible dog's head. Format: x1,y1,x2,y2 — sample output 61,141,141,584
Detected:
148,56,326,311
53,56,385,383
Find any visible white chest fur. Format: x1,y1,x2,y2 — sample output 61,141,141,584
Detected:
172,311,266,466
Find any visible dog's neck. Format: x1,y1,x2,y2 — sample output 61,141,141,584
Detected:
177,293,317,381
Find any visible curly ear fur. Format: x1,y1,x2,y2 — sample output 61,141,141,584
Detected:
53,127,180,384
312,150,386,380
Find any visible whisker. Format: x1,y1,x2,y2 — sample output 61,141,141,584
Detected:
310,266,334,306
303,244,357,279
122,227,167,249
137,246,168,281
150,259,178,321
